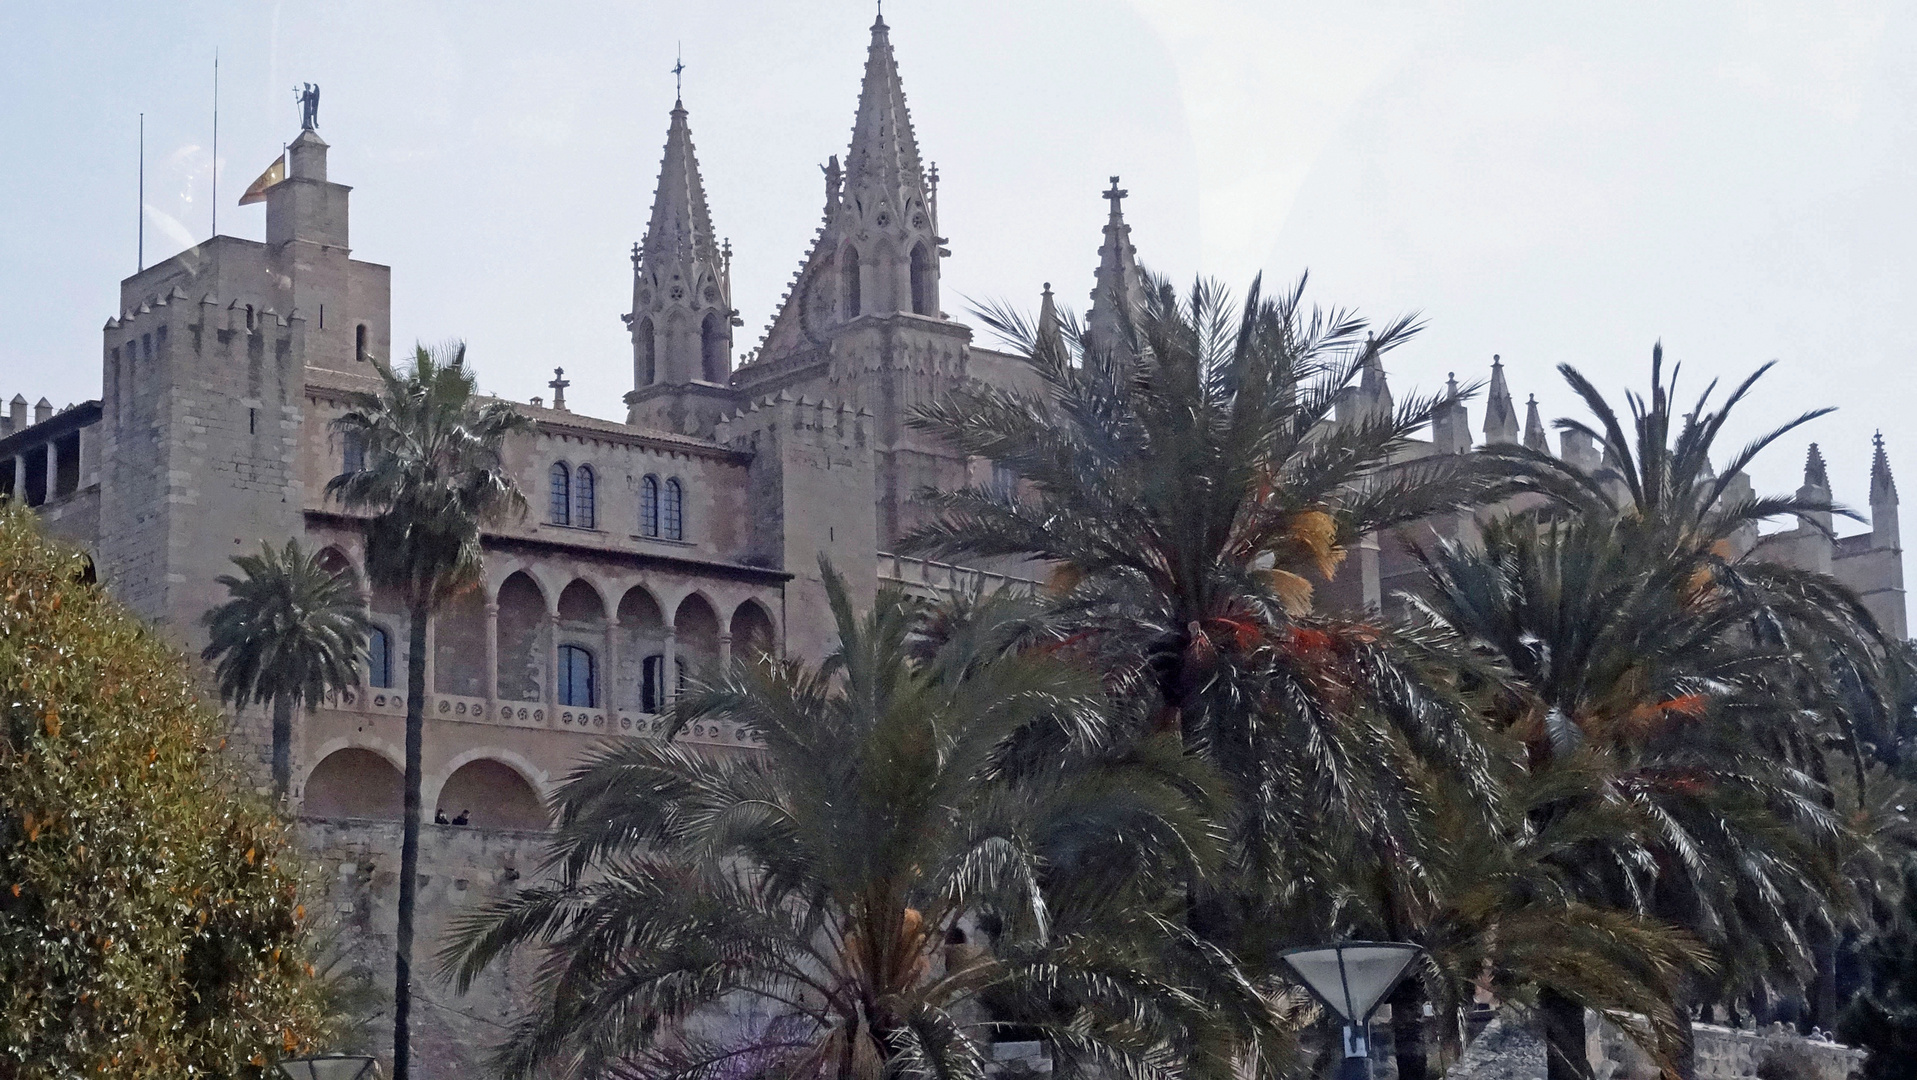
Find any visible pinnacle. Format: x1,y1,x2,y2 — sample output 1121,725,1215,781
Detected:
1484,354,1518,443
1087,175,1146,351
845,11,925,205
1804,442,1830,491
1523,393,1548,453
1873,430,1898,505
639,96,719,271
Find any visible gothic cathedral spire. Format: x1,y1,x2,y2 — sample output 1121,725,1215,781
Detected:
750,12,942,363
1086,176,1147,354
630,95,732,391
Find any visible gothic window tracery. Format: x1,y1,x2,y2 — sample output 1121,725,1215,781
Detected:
663,478,684,540
842,245,862,318
637,318,657,385
701,312,727,382
910,242,934,315
574,465,596,529
640,475,660,537
549,462,571,526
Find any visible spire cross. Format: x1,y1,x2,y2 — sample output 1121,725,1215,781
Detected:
548,367,570,411
672,47,685,100
1104,176,1128,212
1876,429,1886,452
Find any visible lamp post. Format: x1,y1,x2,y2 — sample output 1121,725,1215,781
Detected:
1279,941,1421,1080
277,1055,382,1080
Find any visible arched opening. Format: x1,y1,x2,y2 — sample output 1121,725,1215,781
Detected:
663,478,685,541
556,579,606,708
616,587,667,712
636,318,656,385
573,465,596,529
355,324,369,363
700,311,728,383
315,545,357,585
675,594,722,690
436,760,547,831
365,625,394,689
731,601,777,662
496,572,550,702
639,475,661,537
303,748,403,820
910,242,935,316
557,645,595,707
841,244,861,319
549,462,571,526
434,586,486,697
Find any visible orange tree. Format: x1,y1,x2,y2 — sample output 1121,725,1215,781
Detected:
0,505,325,1078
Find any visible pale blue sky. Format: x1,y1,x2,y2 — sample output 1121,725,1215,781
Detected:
2,1,1913,522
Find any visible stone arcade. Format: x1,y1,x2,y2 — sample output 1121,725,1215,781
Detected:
1,13,1903,1076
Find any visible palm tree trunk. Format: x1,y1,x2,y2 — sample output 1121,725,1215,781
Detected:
1538,987,1593,1080
271,694,294,800
393,600,429,1080
1389,978,1428,1080
1810,920,1838,1033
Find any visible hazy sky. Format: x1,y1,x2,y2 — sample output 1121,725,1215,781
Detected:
3,1,1913,521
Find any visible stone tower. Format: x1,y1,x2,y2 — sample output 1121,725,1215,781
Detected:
624,95,739,438
96,119,390,642
1860,433,1906,637
738,11,971,547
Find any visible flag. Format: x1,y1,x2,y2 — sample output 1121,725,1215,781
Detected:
237,154,285,205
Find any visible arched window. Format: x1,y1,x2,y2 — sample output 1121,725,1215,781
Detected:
639,475,660,537
573,465,596,529
549,462,571,526
663,478,684,540
245,305,256,331
366,626,393,689
910,242,934,315
557,645,595,707
700,311,728,383
640,653,687,713
636,318,656,385
355,324,369,362
841,244,861,318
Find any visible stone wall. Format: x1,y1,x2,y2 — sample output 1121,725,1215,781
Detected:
297,818,552,1078
1441,1011,1867,1080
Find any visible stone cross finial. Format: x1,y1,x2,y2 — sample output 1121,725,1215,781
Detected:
630,242,641,268
549,367,570,412
1104,175,1128,210
672,48,686,102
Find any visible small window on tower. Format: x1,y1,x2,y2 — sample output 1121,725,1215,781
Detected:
356,324,369,363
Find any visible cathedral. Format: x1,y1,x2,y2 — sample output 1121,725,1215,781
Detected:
0,12,1904,1074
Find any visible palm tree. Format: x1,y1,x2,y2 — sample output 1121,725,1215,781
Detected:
1409,349,1893,1078
440,566,1280,1080
904,274,1500,986
327,342,531,1080
202,538,370,798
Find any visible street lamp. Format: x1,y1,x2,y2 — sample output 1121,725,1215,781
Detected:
1279,941,1421,1080
277,1055,382,1080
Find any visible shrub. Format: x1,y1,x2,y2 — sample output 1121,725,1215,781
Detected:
0,506,325,1078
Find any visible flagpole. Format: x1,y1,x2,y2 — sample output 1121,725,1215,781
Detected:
211,49,219,239
138,112,145,272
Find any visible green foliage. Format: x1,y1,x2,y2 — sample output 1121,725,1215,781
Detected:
202,539,370,797
1839,858,1917,1079
326,342,531,605
0,505,325,1078
440,565,1273,1080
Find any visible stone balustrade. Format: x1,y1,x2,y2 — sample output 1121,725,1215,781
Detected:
316,686,765,749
